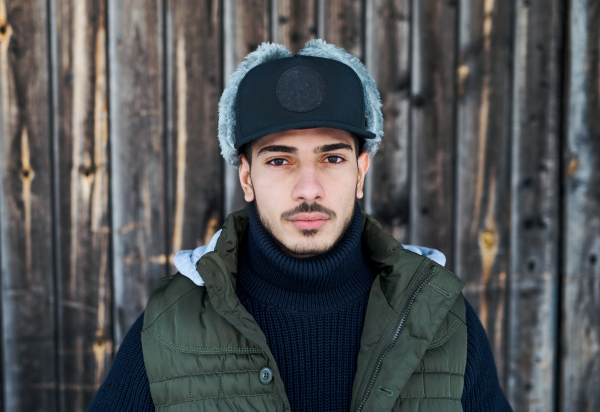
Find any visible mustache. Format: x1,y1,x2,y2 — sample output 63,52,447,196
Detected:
280,202,337,220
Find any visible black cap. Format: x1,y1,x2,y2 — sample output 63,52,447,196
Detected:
233,55,376,149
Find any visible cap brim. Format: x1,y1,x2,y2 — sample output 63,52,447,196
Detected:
233,120,377,149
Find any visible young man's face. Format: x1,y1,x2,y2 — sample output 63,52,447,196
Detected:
238,127,370,257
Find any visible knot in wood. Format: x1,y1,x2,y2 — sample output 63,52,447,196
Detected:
481,230,495,248
20,168,34,181
0,23,12,42
567,158,579,177
94,334,106,347
457,64,470,95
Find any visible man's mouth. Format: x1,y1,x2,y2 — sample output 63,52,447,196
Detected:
288,213,330,230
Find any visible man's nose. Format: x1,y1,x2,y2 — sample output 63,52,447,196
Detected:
291,164,325,202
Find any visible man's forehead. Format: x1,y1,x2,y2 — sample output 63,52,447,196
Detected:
253,128,354,152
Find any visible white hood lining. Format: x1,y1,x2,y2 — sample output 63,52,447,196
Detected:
174,230,447,287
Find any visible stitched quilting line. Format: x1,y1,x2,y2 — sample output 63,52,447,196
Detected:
248,371,253,395
189,376,194,401
167,380,171,404
399,396,462,400
412,371,464,377
219,372,224,398
428,319,462,349
150,370,262,384
155,393,273,408
148,324,264,355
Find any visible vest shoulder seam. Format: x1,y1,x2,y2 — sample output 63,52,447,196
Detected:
143,284,199,331
146,323,264,355
448,308,467,325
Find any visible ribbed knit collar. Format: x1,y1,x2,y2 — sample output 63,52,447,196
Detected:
236,202,376,312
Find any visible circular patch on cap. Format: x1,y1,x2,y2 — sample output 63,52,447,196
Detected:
276,66,326,113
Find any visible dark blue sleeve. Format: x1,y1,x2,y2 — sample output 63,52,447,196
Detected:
461,297,513,412
87,312,155,412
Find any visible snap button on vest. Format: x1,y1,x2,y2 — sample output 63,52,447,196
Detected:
259,367,273,384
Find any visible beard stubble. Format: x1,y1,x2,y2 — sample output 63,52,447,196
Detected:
255,200,355,257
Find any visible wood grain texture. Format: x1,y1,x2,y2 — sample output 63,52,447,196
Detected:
409,0,457,268
53,0,112,410
222,0,270,216
107,0,166,346
364,0,411,243
507,0,562,410
275,0,316,53
0,0,57,410
562,0,600,410
324,0,363,60
0,1,599,410
455,0,513,387
165,0,222,272
322,0,365,211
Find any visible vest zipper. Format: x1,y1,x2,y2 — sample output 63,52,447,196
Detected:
355,266,437,412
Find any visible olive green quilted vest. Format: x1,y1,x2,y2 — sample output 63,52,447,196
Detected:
142,210,467,411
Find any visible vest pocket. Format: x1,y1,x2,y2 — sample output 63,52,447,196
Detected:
151,369,276,408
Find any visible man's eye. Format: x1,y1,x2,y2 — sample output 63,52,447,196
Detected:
324,156,344,164
267,158,289,166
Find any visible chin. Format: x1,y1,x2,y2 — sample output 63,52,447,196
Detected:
279,231,338,257
254,200,354,258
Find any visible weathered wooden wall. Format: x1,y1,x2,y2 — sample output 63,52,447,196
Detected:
0,0,597,411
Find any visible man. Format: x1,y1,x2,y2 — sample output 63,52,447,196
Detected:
89,40,512,411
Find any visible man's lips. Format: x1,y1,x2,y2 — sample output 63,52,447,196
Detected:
288,213,330,230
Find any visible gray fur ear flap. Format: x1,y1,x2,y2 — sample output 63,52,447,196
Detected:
218,42,293,166
297,39,383,158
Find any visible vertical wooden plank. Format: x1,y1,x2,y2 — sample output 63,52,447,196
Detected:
409,0,457,267
562,0,600,410
507,0,562,410
166,0,222,270
455,0,513,387
323,1,366,211
53,0,112,410
364,0,411,242
324,0,363,60
324,0,368,212
107,0,165,346
275,0,316,53
0,0,57,410
223,0,270,216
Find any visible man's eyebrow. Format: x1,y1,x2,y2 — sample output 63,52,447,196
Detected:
316,143,354,153
256,145,298,156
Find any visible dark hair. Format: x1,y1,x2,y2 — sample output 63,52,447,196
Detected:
241,133,362,167
242,140,256,166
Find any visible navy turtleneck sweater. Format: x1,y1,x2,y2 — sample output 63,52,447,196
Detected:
87,206,513,411
236,202,375,411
